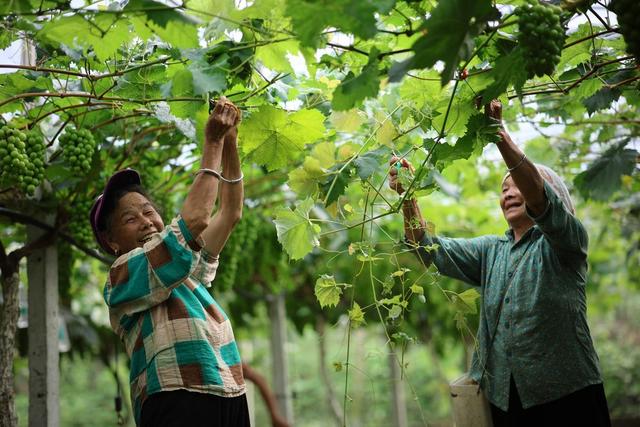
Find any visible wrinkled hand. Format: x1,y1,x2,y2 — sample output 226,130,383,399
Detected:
484,99,508,141
205,97,241,143
389,156,414,195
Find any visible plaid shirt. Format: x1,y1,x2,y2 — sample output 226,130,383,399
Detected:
103,216,245,424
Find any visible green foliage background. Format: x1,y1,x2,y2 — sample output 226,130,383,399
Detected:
0,0,638,425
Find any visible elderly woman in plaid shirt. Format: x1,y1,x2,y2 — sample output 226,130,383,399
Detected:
390,101,610,427
90,98,249,426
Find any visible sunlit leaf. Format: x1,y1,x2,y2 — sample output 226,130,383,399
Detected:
315,274,346,308
240,106,326,171
274,198,320,259
348,302,366,327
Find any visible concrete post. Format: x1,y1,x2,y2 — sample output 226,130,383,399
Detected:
26,223,59,427
389,348,408,427
268,293,294,424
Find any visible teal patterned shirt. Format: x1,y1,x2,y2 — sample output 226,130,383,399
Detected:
411,181,602,410
103,216,245,425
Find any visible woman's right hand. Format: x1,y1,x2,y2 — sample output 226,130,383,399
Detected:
205,97,240,143
389,156,414,195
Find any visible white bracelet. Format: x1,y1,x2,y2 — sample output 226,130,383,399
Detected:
197,168,244,184
507,153,527,172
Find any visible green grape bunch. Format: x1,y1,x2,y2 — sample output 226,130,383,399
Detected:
66,197,95,246
609,0,640,60
23,131,46,195
0,125,32,194
516,2,566,78
59,127,96,175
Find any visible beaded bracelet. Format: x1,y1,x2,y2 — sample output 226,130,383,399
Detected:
196,168,244,184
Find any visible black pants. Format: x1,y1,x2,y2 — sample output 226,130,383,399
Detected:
141,390,251,427
491,376,611,427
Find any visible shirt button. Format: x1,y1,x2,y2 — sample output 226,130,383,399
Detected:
505,297,510,303
508,271,513,278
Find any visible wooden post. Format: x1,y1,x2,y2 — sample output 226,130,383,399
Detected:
268,293,294,424
26,222,59,427
389,347,408,427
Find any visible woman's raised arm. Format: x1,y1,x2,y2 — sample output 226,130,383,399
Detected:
181,99,239,239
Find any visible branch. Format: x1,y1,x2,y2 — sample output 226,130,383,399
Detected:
0,56,178,82
90,111,152,131
0,207,112,265
0,91,205,109
326,43,369,56
563,28,619,49
31,101,116,126
9,230,57,264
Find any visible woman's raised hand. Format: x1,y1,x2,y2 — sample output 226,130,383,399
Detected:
389,155,414,195
205,97,241,143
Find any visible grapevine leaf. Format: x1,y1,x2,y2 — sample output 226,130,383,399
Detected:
353,147,390,181
331,109,365,133
314,274,345,308
184,48,228,96
432,113,498,164
320,165,351,206
482,47,528,101
169,69,201,118
583,87,621,116
288,167,320,197
348,302,366,328
240,106,326,171
332,52,381,111
286,0,396,47
453,288,480,315
126,0,199,48
255,39,300,74
273,198,320,259
389,0,497,85
38,14,133,63
574,141,638,201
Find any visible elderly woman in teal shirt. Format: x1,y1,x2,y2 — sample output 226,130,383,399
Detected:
390,101,610,426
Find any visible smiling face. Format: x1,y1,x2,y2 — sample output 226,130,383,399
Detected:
105,192,164,256
500,175,532,228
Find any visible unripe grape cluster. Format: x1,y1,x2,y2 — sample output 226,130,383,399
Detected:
0,125,45,195
516,3,566,78
217,211,260,290
67,197,95,246
24,132,46,195
59,127,96,175
609,0,640,59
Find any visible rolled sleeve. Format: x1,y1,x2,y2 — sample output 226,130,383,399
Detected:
526,181,588,259
408,234,495,287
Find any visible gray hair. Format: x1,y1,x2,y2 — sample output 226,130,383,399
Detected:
503,164,575,215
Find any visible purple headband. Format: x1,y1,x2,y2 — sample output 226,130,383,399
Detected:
89,169,141,255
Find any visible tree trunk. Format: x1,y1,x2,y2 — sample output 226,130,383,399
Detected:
316,316,343,426
0,270,20,427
